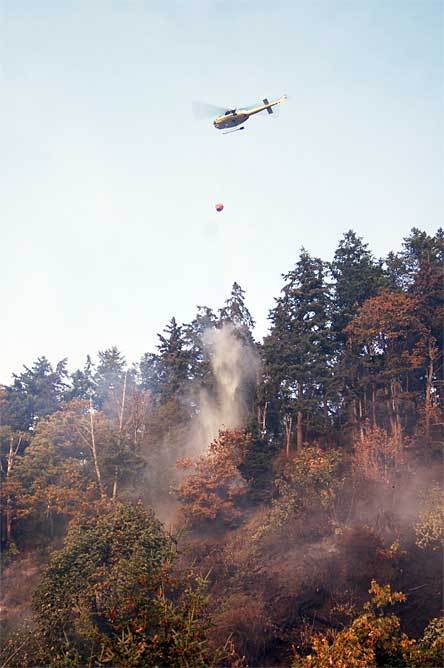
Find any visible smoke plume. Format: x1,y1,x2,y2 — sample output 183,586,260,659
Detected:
189,322,259,455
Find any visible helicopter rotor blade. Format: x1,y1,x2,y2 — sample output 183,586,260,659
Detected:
192,100,229,119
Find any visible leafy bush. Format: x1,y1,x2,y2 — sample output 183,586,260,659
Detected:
352,426,404,484
415,484,444,551
255,447,345,539
22,502,220,667
292,580,444,668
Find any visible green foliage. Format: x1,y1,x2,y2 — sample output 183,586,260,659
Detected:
94,347,127,408
140,318,191,403
329,230,387,341
415,484,444,551
33,503,172,635
29,503,218,667
386,227,444,293
238,421,276,502
263,249,333,441
183,305,217,386
406,617,444,667
256,447,344,538
218,282,256,345
67,355,96,401
97,572,218,668
4,357,69,431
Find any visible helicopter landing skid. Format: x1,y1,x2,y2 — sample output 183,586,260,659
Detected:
222,126,245,135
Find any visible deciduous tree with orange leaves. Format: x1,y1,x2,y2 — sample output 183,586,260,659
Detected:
177,429,250,528
345,290,424,442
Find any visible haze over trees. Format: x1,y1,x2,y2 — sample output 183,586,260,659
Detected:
1,228,443,667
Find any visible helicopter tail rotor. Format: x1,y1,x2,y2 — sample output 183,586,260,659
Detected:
263,98,274,114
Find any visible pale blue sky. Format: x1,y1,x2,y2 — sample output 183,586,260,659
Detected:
2,0,443,382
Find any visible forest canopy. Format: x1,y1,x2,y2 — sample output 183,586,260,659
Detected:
1,228,443,667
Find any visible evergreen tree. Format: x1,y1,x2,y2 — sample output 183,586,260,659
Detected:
183,305,217,385
219,282,256,344
238,419,276,502
263,249,332,451
141,318,190,404
386,228,444,440
4,357,68,431
386,228,443,346
94,347,126,408
328,231,387,441
329,230,387,342
67,355,95,400
139,351,162,398
386,227,444,291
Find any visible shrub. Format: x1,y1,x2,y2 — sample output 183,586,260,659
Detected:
24,502,220,667
415,484,444,551
255,447,344,539
353,426,404,484
292,580,444,668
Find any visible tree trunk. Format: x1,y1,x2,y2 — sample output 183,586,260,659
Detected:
358,397,365,442
284,415,292,457
6,498,12,545
258,402,268,435
348,398,358,444
296,411,303,451
371,384,377,428
112,467,118,501
425,342,434,441
119,371,127,434
390,380,402,444
5,438,14,545
89,398,106,497
4,434,22,546
323,399,329,433
262,401,268,435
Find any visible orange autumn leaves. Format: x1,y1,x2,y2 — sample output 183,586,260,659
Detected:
177,430,250,527
345,289,434,372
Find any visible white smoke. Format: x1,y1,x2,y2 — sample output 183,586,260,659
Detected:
189,322,259,454
144,322,259,521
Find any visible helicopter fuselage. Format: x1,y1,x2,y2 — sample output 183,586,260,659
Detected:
213,96,286,131
213,112,249,129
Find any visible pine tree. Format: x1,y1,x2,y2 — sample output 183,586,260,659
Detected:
263,249,332,452
94,347,126,408
183,305,217,385
219,282,256,344
139,352,162,398
4,357,68,431
329,230,387,343
141,318,190,404
329,231,387,441
386,228,444,441
67,355,95,400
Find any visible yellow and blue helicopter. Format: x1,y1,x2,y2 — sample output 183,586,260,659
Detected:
193,95,287,134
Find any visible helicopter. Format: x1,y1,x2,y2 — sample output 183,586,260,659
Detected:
193,95,287,134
